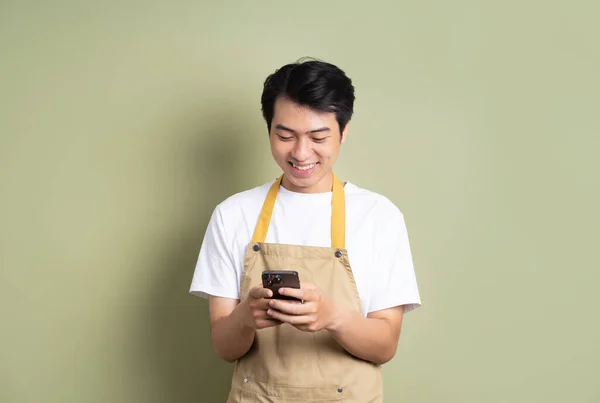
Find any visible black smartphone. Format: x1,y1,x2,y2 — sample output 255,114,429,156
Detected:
261,270,301,300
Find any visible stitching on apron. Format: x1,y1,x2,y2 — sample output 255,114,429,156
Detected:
337,251,364,316
240,377,346,400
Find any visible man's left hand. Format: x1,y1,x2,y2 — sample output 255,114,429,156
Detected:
266,282,346,332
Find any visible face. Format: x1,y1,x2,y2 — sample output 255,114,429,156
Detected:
269,97,349,194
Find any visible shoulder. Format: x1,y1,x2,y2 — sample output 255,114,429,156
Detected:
345,182,405,222
217,180,272,210
211,180,274,226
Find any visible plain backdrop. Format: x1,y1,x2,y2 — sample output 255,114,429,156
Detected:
1,1,599,402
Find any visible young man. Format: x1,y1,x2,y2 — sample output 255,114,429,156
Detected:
190,59,421,402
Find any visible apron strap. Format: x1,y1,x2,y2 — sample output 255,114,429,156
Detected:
251,173,346,249
251,176,283,245
331,173,346,250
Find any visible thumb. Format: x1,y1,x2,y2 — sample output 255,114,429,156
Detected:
249,285,272,299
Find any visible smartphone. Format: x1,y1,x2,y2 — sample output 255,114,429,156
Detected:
261,270,301,300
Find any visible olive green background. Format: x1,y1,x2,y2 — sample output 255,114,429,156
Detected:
1,1,598,402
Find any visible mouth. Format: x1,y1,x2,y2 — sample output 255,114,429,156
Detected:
288,161,319,176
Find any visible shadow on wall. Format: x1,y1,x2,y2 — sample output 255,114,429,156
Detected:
142,108,259,402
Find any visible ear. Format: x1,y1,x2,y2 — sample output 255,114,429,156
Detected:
340,121,351,144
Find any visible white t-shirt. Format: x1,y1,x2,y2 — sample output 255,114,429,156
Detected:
190,180,421,315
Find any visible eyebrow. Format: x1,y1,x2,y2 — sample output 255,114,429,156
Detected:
275,124,331,134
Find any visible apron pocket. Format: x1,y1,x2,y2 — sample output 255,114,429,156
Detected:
241,377,345,402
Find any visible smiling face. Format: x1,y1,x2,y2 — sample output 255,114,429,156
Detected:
269,97,349,194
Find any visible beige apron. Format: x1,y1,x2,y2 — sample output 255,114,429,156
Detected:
227,173,382,403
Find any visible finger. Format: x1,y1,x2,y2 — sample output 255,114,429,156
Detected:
248,286,262,299
268,299,313,315
253,309,275,320
249,285,273,299
250,296,275,310
292,324,312,332
255,299,274,310
277,287,305,300
279,287,318,302
257,319,282,329
300,282,318,290
267,309,312,325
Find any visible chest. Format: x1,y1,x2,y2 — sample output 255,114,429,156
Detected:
232,202,379,313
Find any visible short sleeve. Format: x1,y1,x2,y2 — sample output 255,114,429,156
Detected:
367,207,421,314
189,204,241,300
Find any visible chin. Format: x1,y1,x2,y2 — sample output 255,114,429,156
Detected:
285,174,312,185
291,178,316,188
287,169,328,190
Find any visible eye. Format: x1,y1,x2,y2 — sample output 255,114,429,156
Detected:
312,137,327,143
277,134,293,141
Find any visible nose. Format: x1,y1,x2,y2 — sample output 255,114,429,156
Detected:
291,137,311,161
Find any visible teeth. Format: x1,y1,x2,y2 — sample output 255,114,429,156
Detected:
292,163,317,171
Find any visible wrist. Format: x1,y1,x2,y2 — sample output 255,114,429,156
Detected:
234,298,257,333
325,301,353,332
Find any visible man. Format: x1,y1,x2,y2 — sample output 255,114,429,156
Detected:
190,59,421,402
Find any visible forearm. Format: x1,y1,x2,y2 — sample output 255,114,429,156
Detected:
327,308,400,365
210,304,255,363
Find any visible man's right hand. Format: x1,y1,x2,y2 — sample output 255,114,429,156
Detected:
239,285,282,330
208,285,282,362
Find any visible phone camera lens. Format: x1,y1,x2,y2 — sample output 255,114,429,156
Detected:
273,275,282,284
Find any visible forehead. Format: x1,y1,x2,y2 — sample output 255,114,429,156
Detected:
272,97,337,131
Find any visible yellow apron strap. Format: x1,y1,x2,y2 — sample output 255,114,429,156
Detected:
331,173,346,250
251,175,283,244
251,173,346,249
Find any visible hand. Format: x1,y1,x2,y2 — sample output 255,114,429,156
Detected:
266,282,346,332
239,284,282,330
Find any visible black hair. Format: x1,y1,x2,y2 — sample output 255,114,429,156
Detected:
261,58,355,135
